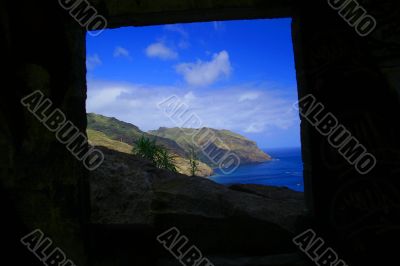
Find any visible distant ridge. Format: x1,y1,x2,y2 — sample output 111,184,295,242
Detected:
87,113,271,176
149,127,271,166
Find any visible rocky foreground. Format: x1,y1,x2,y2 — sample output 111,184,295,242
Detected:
90,147,308,265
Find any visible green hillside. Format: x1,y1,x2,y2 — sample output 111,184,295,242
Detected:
87,129,133,154
87,128,213,177
87,113,271,172
87,113,186,157
149,127,271,166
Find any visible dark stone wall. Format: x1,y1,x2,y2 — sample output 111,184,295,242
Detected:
292,0,400,265
0,0,89,265
1,0,400,265
92,0,295,27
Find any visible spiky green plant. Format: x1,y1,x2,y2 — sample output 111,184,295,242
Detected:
133,135,177,172
133,135,158,160
188,146,199,176
154,148,178,173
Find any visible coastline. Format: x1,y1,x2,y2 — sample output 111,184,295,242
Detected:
209,147,304,192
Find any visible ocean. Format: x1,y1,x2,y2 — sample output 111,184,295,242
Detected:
209,147,304,192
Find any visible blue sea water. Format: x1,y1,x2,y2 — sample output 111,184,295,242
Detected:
209,147,304,192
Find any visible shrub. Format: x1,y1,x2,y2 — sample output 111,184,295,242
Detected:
133,136,177,172
188,146,199,176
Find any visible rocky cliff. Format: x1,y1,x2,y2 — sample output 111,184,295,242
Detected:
149,127,272,166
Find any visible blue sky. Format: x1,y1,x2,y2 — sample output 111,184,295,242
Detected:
86,18,301,149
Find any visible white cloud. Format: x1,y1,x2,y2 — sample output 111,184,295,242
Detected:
113,46,131,59
87,80,298,136
178,40,190,49
245,123,265,133
183,91,196,102
164,24,190,49
175,50,232,87
86,54,102,70
213,21,225,31
239,92,260,102
145,42,178,60
164,24,188,38
87,86,129,110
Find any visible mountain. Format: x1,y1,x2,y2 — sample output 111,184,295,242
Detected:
149,127,271,166
87,128,213,177
87,113,186,157
87,113,271,175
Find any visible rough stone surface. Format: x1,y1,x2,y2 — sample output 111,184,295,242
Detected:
157,253,310,266
292,1,400,265
91,147,305,255
1,1,89,265
92,0,295,27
